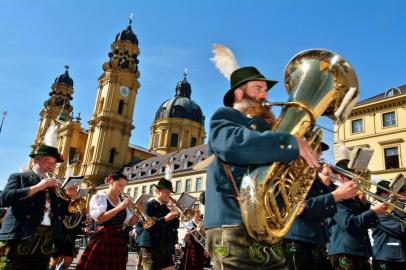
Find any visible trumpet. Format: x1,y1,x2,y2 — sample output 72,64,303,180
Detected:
119,193,155,229
320,159,406,223
46,171,70,201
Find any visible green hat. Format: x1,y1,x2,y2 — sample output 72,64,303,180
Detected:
223,66,278,107
335,159,350,171
320,142,329,151
29,144,64,163
153,178,174,192
376,180,391,195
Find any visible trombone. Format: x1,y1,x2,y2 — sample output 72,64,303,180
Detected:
320,159,406,223
167,194,206,249
119,193,155,229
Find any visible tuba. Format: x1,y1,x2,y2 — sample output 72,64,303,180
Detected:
239,49,359,245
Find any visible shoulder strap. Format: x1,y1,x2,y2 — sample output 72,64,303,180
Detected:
219,160,240,202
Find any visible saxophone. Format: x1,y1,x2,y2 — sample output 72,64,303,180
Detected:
239,49,359,245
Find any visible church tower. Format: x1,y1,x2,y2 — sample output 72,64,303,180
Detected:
149,71,205,154
30,66,74,169
81,17,141,185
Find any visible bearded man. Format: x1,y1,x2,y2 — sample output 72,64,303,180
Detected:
205,66,319,270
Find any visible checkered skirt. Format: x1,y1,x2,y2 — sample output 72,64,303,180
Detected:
75,225,129,270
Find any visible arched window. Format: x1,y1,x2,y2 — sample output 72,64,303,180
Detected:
385,88,401,98
118,100,124,114
109,148,116,164
88,146,95,162
191,137,197,147
97,98,104,115
153,133,159,149
170,133,178,147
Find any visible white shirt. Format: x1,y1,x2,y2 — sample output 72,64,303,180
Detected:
89,192,133,225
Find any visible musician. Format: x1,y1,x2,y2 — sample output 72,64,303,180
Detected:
283,143,358,270
179,209,205,270
205,66,319,270
138,178,179,270
75,171,138,270
0,143,63,270
49,184,84,270
371,181,406,270
327,159,388,270
134,219,144,269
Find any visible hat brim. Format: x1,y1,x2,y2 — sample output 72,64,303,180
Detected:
223,78,278,107
335,159,350,171
153,184,174,193
29,152,64,163
320,142,329,151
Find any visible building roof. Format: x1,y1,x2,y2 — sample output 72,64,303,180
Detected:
356,85,406,106
122,144,208,181
115,19,138,45
54,66,74,87
154,73,205,125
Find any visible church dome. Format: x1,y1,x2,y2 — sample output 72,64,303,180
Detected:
115,19,138,45
54,65,73,87
154,72,204,125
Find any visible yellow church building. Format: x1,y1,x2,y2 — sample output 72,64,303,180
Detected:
30,17,207,206
334,85,406,181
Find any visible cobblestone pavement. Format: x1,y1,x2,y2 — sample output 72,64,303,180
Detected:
69,248,212,269
69,248,138,269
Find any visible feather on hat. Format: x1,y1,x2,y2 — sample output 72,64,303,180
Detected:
210,44,278,107
29,121,63,162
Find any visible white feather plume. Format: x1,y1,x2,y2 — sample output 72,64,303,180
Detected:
165,162,172,180
210,44,240,80
337,142,350,161
334,87,359,123
43,121,58,147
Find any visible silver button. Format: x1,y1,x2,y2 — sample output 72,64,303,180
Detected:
287,144,292,149
280,145,285,149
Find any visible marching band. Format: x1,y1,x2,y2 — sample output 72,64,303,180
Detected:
0,46,405,270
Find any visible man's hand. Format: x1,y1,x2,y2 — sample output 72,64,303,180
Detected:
371,202,389,215
37,177,58,191
296,138,320,169
318,165,332,186
332,181,358,202
164,211,179,222
65,185,79,199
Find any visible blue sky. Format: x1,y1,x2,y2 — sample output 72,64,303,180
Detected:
1,0,405,188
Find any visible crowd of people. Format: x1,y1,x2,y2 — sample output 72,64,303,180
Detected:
0,53,405,270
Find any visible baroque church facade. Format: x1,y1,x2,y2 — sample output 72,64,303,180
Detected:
30,18,207,203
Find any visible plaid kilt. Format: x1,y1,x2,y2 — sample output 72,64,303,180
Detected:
75,225,128,270
179,233,205,270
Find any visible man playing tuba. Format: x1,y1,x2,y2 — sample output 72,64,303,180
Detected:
205,59,319,269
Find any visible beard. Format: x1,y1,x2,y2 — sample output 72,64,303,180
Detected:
233,93,275,125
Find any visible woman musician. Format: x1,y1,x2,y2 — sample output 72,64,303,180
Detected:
179,209,206,270
75,171,138,270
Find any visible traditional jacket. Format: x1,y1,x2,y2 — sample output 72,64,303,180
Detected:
0,171,60,240
138,198,179,249
205,107,299,229
327,198,380,258
372,211,406,262
285,176,336,245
